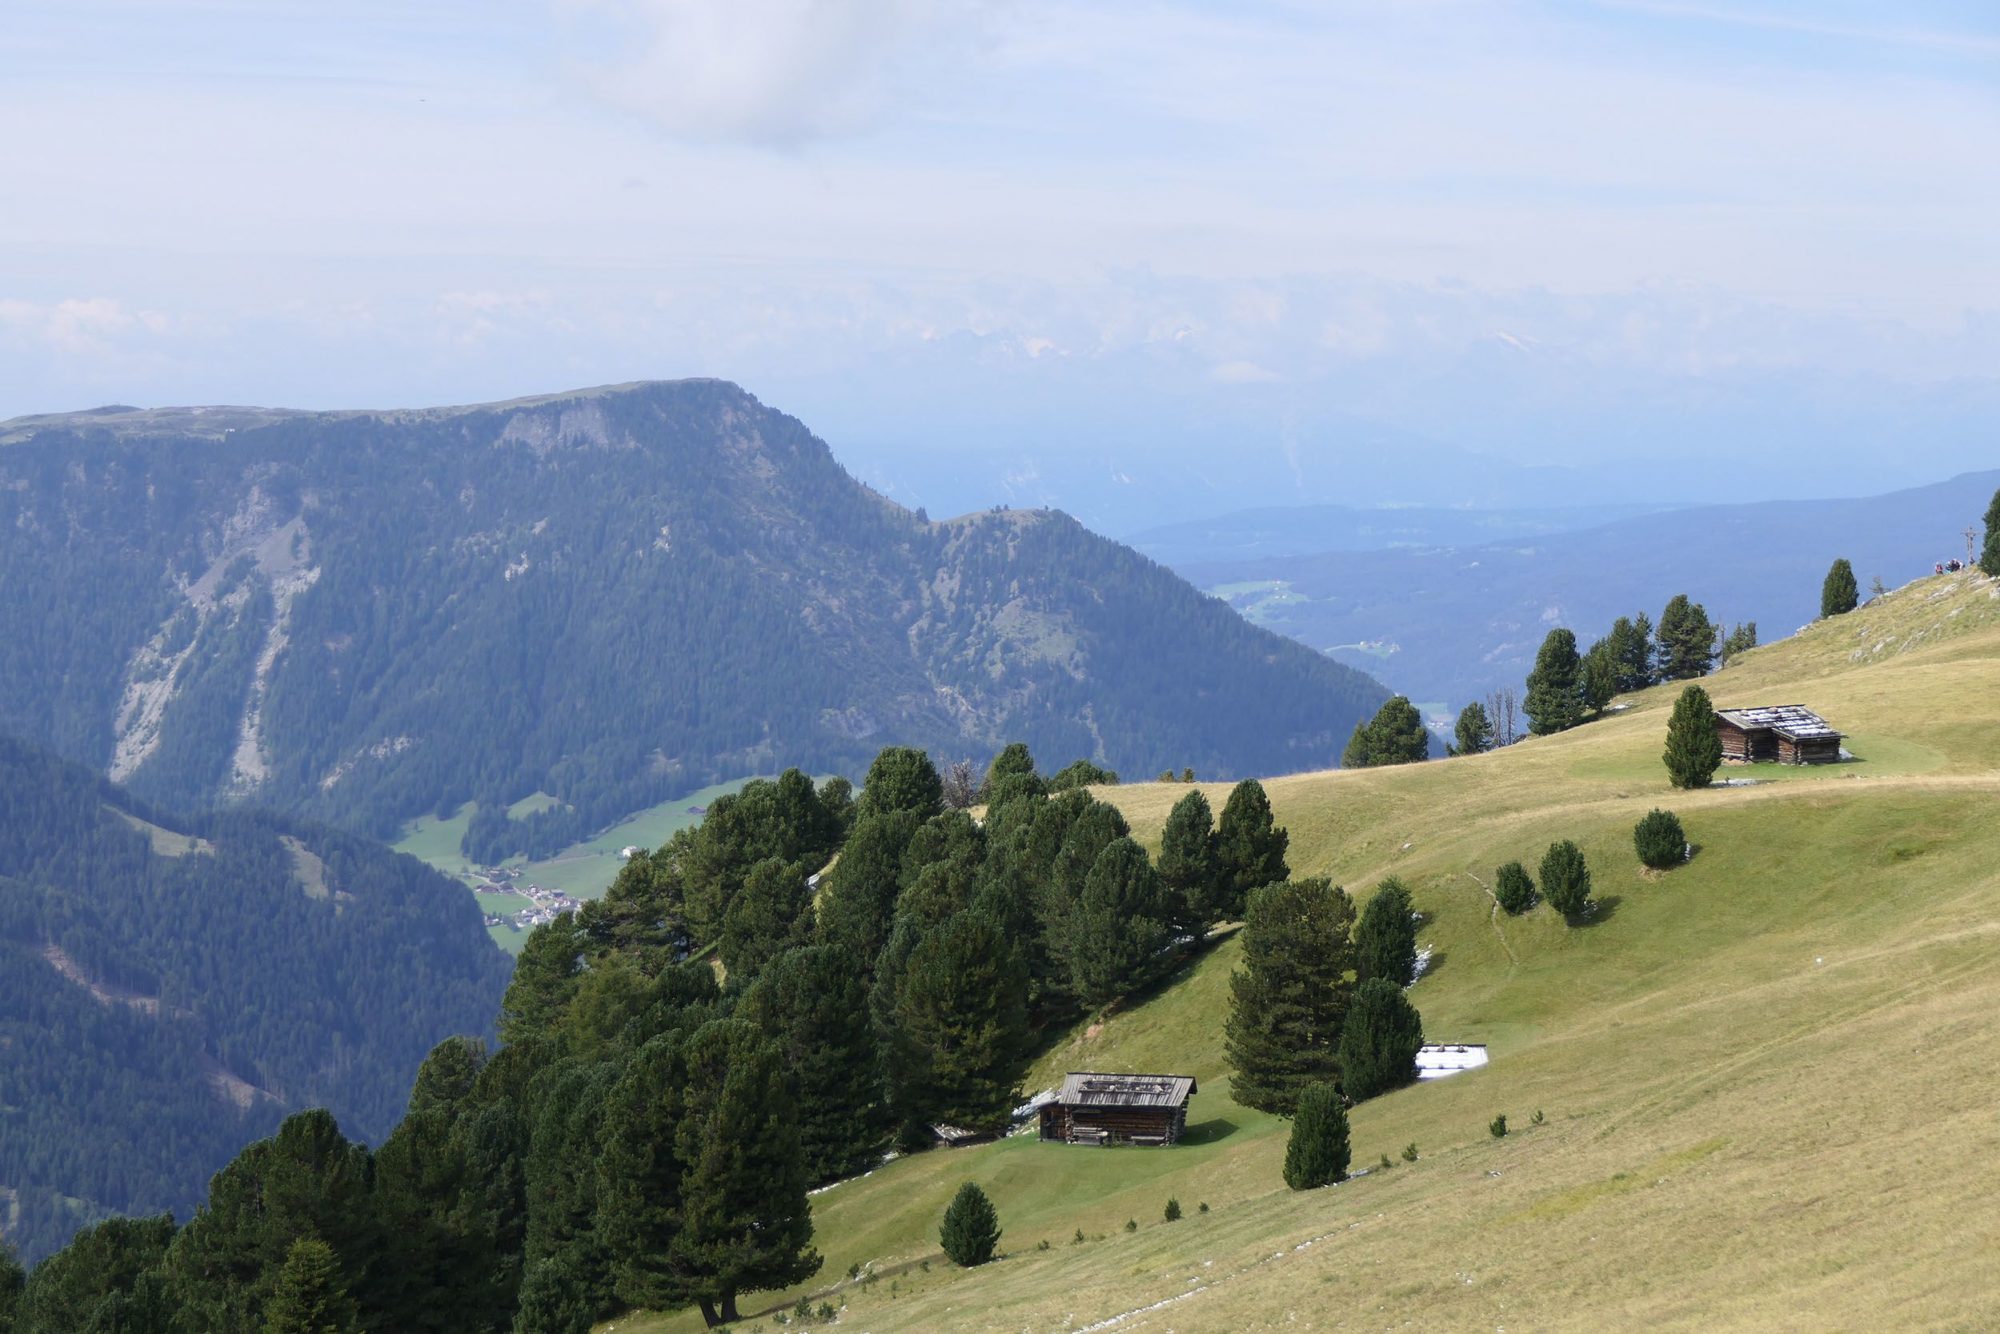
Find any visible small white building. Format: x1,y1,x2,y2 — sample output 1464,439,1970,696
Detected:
619,845,644,859
1415,1044,1489,1080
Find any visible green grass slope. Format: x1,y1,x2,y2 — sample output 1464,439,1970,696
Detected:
617,569,2000,1332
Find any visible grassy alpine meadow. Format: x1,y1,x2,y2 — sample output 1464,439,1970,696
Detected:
612,573,2000,1332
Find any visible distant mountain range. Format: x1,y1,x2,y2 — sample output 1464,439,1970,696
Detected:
0,734,508,1264
1174,470,2000,717
1125,500,1684,567
0,381,1388,859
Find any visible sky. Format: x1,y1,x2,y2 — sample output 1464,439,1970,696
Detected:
2,0,1995,527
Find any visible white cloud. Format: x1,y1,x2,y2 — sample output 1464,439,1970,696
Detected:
1211,359,1281,384
559,0,992,145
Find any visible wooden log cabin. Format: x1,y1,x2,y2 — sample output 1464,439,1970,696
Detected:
1038,1072,1197,1146
1714,705,1844,765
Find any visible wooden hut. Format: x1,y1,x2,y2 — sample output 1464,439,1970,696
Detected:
1038,1072,1197,1146
1713,705,1844,765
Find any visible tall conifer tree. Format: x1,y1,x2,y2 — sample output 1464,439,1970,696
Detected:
1821,559,1859,617
1338,978,1424,1100
1656,595,1718,680
1214,781,1290,920
1664,684,1723,789
1353,879,1419,988
738,944,888,1183
668,1021,820,1327
1523,628,1584,735
1157,788,1221,933
1226,879,1356,1116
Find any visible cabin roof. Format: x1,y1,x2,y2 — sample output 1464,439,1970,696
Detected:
1715,704,1842,742
1055,1071,1197,1109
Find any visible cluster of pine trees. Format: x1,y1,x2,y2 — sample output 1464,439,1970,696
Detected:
1509,593,1741,740
6,742,1291,1331
1226,875,1426,1121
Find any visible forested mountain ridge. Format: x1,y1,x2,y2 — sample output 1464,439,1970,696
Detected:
0,734,509,1265
0,380,1386,857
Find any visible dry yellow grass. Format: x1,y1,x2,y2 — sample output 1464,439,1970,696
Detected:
613,571,2000,1333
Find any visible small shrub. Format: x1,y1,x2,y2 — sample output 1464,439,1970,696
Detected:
919,1259,930,1272
1489,1114,1508,1139
1124,1219,1138,1233
1036,1238,1051,1251
1494,862,1536,914
1182,768,1195,782
1164,1197,1183,1222
793,1297,813,1320
940,1181,1003,1267
817,1305,836,1322
847,1263,860,1281
1401,1142,1419,1162
1377,1153,1393,1171
1198,1201,1210,1214
1530,1109,1545,1126
1072,1228,1086,1246
1634,808,1687,870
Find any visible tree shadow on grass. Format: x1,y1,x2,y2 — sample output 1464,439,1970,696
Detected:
1178,1117,1241,1146
1568,894,1622,929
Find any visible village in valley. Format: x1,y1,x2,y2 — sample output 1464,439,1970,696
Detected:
473,866,585,932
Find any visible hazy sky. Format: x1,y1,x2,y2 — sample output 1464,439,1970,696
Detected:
3,1,1995,520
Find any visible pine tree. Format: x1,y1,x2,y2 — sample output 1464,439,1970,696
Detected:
162,1109,381,1333
1213,780,1290,921
17,1214,175,1331
1581,637,1619,714
1226,879,1355,1116
1344,696,1429,767
884,909,1032,1133
1607,615,1654,692
1821,559,1859,617
719,857,813,983
1719,621,1758,667
856,746,943,821
1656,595,1717,681
978,742,1041,803
1337,978,1424,1101
668,1020,821,1327
1983,488,2000,578
1539,841,1593,920
1041,800,1132,985
815,809,919,972
1282,1083,1350,1190
738,944,889,1183
1353,879,1418,988
1449,701,1495,757
938,1182,1003,1267
596,1034,692,1312
518,1065,620,1327
1523,628,1584,735
1066,837,1174,1007
1634,808,1687,870
1663,684,1723,789
1157,788,1220,933
264,1237,358,1334
1493,862,1536,915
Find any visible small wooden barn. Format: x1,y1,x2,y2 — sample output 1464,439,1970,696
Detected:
1038,1072,1197,1146
1714,705,1844,765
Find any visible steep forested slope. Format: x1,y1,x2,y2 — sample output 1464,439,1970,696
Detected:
0,736,509,1264
0,381,1385,857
